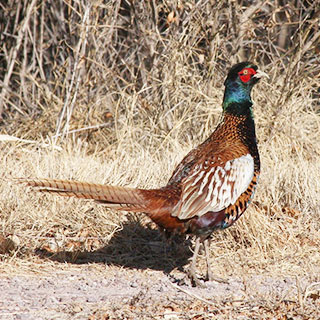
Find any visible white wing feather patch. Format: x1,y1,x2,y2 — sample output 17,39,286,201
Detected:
172,154,254,220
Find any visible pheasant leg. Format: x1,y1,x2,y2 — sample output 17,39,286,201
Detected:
187,237,206,287
203,238,228,284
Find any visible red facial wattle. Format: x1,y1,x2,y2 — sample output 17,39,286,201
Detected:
238,68,257,83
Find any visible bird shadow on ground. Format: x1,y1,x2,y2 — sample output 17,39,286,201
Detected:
34,219,193,275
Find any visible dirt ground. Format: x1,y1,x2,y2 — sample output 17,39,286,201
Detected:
0,251,319,320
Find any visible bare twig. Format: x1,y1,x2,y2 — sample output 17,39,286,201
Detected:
168,280,215,305
0,0,37,117
54,2,91,144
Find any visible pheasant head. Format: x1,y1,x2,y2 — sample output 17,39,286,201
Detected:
223,61,268,116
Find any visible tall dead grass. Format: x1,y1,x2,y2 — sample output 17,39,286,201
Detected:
0,0,319,283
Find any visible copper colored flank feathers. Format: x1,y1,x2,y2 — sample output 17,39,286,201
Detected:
16,62,268,287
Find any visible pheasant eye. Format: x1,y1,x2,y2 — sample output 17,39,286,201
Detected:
238,68,256,83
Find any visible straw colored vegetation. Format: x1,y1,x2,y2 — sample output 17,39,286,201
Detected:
0,0,320,319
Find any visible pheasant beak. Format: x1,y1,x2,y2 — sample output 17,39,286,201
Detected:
253,69,269,79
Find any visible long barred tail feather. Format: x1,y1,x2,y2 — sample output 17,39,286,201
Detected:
14,178,151,211
14,177,187,234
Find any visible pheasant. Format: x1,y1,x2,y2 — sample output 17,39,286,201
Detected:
16,62,267,287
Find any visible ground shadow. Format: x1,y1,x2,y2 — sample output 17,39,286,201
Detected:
35,219,193,274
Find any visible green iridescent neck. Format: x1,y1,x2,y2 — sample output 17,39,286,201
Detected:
223,81,253,116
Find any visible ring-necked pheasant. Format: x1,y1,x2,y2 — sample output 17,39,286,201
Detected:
16,62,267,287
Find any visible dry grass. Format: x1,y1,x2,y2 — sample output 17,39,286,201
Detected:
0,0,320,318
1,71,319,277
